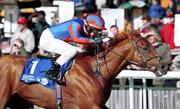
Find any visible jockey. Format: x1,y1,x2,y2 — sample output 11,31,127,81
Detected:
39,14,106,83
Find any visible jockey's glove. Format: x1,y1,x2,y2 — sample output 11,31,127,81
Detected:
91,37,103,45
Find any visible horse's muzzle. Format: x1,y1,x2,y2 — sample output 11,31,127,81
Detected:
154,63,168,77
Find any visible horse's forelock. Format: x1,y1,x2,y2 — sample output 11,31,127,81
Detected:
119,31,142,41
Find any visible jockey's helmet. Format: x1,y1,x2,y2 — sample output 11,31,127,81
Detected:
86,14,106,31
17,17,28,25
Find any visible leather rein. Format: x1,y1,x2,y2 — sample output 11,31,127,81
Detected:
94,36,160,73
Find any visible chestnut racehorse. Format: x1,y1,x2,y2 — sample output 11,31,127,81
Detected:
0,31,167,109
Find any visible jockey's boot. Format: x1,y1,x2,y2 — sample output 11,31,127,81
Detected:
46,61,61,81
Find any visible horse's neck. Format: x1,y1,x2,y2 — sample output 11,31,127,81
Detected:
98,44,131,81
74,41,132,83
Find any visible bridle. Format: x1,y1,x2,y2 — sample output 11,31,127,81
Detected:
95,34,161,72
128,36,161,70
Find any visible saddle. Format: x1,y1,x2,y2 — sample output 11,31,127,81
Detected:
20,54,73,88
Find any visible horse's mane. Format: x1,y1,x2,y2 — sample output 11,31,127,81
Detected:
109,30,141,47
117,31,130,41
117,30,141,41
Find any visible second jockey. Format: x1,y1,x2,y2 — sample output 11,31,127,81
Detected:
39,14,106,84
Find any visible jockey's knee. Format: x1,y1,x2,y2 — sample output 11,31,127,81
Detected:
69,48,78,56
58,49,77,59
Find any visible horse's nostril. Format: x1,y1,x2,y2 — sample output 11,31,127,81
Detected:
161,65,165,69
160,65,168,75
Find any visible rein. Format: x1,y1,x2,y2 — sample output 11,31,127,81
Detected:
97,37,160,71
101,44,136,64
93,32,161,75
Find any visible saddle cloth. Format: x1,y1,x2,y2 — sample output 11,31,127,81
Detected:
20,56,72,89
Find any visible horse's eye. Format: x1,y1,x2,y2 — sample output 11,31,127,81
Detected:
143,46,148,50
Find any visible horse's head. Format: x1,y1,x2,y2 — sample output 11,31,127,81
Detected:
104,31,167,77
125,31,167,76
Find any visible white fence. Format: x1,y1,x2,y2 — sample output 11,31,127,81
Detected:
148,88,180,109
106,88,142,109
106,87,180,109
106,70,180,109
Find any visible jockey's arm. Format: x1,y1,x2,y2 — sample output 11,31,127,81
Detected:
68,23,93,44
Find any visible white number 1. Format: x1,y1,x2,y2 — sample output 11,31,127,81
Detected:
29,60,39,75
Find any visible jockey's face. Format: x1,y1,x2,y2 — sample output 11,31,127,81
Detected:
88,27,101,37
